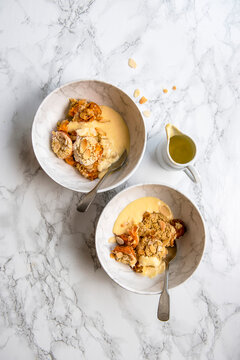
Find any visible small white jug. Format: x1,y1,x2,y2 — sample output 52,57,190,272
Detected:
156,124,200,183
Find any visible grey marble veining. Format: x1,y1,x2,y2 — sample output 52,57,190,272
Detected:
0,0,240,359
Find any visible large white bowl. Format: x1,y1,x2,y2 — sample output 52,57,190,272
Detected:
96,184,205,294
32,80,146,193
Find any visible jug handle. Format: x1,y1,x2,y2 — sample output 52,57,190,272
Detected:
184,165,200,183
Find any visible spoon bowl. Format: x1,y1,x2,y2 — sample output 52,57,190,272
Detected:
164,244,177,264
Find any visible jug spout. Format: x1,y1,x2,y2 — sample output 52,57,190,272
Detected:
165,124,184,142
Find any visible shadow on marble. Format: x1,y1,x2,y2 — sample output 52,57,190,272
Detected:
68,186,127,282
10,90,43,181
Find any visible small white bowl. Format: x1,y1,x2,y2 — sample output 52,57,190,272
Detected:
95,184,205,295
32,80,146,193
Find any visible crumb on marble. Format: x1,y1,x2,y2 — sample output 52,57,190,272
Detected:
128,58,137,69
134,89,140,98
172,86,176,90
142,110,151,118
139,96,147,104
163,89,168,94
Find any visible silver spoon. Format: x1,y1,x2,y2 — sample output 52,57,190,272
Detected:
77,150,128,213
157,242,177,321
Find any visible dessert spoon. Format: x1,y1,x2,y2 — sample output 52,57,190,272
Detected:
157,242,177,321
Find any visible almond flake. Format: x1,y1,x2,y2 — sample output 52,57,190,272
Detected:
142,110,151,117
139,96,147,104
83,149,91,159
128,58,137,69
80,138,88,153
116,236,124,245
134,89,140,98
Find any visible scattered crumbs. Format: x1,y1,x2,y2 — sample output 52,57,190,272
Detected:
143,110,151,118
128,58,137,69
163,89,168,94
134,89,140,98
139,96,147,104
172,86,176,90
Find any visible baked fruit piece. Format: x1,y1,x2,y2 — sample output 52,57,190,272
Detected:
57,119,69,132
78,102,102,121
111,245,137,268
51,131,73,159
76,162,99,181
68,99,102,122
68,99,88,117
115,225,139,248
170,219,186,239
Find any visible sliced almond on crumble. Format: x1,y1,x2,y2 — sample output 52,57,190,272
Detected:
80,138,88,153
116,236,124,245
83,148,91,159
116,252,123,259
150,244,156,254
159,220,166,231
128,58,137,69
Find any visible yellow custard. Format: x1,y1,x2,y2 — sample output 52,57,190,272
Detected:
113,196,173,235
142,262,166,278
67,105,130,156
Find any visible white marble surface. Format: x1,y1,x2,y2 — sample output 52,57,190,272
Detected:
0,0,239,359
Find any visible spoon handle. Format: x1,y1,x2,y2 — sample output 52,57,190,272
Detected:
77,171,110,212
77,150,128,213
157,262,170,321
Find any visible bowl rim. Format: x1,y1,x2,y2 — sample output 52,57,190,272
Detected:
31,79,146,193
95,182,206,295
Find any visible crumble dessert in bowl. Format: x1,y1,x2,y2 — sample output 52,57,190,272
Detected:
95,184,205,294
32,80,146,193
110,201,186,278
51,98,129,181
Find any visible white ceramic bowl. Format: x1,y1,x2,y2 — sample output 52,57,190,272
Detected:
32,80,146,193
96,184,205,294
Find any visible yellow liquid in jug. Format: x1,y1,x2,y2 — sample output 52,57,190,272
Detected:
169,135,196,164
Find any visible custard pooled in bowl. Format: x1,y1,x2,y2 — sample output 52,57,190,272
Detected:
110,197,186,278
51,99,130,180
